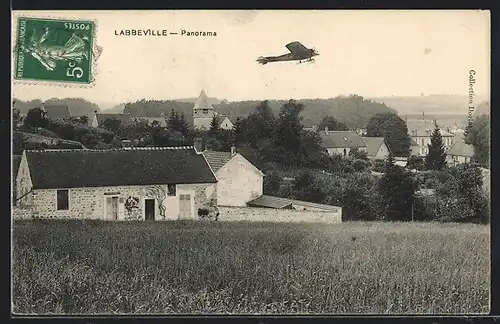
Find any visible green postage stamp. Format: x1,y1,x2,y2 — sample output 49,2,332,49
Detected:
13,16,100,86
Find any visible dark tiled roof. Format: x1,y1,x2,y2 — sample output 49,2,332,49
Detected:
203,151,233,172
96,113,132,126
13,155,22,179
25,147,217,189
361,137,386,157
446,139,474,157
247,195,341,212
44,105,71,118
320,131,366,148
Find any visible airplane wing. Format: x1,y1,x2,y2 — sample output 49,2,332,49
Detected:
285,41,310,56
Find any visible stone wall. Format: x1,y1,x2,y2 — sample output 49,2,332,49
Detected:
21,183,216,221
12,207,33,220
218,206,342,224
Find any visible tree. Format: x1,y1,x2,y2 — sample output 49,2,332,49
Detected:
273,100,305,166
79,115,89,125
244,100,276,148
378,151,417,221
13,108,21,129
101,118,122,133
407,155,425,171
233,117,245,145
318,116,349,131
348,147,368,160
366,113,411,157
177,112,190,137
292,170,325,203
465,114,490,167
25,107,48,130
167,109,179,131
424,125,447,171
263,171,282,195
209,116,220,136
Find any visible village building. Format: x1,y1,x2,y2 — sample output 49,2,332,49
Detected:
42,103,71,120
361,137,391,160
219,116,234,130
446,136,474,166
91,111,133,128
406,119,455,156
193,90,215,130
202,146,264,207
15,146,217,221
319,128,367,157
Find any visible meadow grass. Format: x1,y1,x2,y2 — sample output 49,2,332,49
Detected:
12,219,489,314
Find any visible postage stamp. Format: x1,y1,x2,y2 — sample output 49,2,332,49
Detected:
13,17,97,85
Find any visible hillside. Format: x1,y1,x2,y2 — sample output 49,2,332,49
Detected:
368,95,487,116
474,101,490,116
122,95,397,129
13,98,101,118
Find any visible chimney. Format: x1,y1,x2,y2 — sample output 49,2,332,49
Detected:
231,145,236,157
324,126,329,135
121,139,132,149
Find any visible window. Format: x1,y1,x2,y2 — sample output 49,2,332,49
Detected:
57,189,69,210
421,139,425,146
343,148,347,156
167,184,176,196
202,109,208,114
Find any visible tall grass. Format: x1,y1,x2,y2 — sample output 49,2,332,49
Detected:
12,220,489,314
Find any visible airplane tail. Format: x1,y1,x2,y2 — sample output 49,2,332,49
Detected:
257,56,268,65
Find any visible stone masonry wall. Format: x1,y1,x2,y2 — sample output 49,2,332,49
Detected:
218,206,342,224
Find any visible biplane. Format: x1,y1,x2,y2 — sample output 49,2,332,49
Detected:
257,41,319,65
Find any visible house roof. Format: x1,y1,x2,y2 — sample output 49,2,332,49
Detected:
320,131,366,148
193,90,213,110
361,137,386,156
407,119,454,137
13,155,22,179
96,113,132,126
25,146,217,189
247,195,341,212
44,105,71,118
446,138,474,157
134,117,167,127
203,150,233,172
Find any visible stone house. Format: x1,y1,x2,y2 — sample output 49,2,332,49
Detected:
15,146,217,220
319,128,367,157
91,111,133,128
406,119,454,156
446,137,474,166
202,146,264,207
361,137,391,160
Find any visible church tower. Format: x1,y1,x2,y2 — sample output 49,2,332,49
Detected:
193,90,215,130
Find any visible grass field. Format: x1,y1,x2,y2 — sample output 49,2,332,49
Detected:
12,220,489,314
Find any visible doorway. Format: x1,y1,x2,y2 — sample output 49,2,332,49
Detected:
144,199,155,220
106,196,119,220
179,194,192,219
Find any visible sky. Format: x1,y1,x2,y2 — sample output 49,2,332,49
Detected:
12,10,490,107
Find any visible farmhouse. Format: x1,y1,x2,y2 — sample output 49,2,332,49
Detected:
446,136,474,166
15,146,217,221
91,111,133,128
361,137,391,160
203,146,264,207
320,128,367,157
